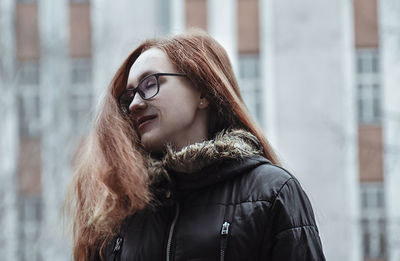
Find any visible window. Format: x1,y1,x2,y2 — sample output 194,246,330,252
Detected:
70,0,90,3
17,61,41,137
360,182,387,260
356,49,381,124
69,58,93,134
17,195,42,261
238,54,263,125
17,0,37,3
71,58,91,84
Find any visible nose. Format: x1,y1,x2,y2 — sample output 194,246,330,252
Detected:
129,93,147,113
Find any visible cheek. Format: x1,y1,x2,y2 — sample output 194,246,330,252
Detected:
139,94,199,151
161,100,197,124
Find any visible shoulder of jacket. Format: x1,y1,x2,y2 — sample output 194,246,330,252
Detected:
246,157,294,186
232,156,297,203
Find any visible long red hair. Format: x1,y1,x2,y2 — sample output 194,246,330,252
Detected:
65,29,279,261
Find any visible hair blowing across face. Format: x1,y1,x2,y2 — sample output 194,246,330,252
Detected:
64,29,280,261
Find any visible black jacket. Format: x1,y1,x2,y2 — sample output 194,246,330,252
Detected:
99,130,325,261
100,155,325,261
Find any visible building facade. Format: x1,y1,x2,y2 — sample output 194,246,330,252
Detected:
0,0,398,260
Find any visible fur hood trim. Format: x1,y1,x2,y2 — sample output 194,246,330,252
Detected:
147,129,263,181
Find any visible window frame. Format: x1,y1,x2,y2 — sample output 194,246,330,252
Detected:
360,182,387,260
356,48,382,124
238,54,263,126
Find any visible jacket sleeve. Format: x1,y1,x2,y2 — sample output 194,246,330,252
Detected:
265,177,326,261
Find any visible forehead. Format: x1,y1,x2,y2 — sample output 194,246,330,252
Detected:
128,48,175,84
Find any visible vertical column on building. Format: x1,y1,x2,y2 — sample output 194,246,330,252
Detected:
38,0,72,259
91,0,158,104
170,0,185,34
260,0,361,260
0,0,18,257
379,0,400,260
207,0,238,74
259,0,277,144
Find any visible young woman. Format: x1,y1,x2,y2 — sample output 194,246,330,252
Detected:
65,30,326,261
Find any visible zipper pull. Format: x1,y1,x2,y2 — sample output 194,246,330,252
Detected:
113,237,124,252
221,221,230,236
220,222,230,261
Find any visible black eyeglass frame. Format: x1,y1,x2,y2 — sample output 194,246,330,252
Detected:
119,72,187,113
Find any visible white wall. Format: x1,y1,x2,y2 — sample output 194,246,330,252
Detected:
0,0,18,258
207,0,238,74
260,0,361,260
38,0,73,259
170,0,185,34
379,0,400,260
91,0,159,108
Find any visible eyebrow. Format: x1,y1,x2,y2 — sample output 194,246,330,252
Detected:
127,70,159,89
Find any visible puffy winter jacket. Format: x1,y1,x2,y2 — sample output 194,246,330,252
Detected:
98,130,326,261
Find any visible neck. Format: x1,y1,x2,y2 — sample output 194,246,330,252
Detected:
170,109,208,151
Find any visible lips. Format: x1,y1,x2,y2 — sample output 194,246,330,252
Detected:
135,115,157,129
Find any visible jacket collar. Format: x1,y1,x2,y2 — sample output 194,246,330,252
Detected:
147,129,267,190
173,155,270,190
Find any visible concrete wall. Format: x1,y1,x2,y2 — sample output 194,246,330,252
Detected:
185,0,207,31
379,0,400,260
38,0,72,259
91,0,159,105
354,0,379,48
358,125,384,182
0,0,19,257
69,2,91,58
16,3,39,60
260,0,361,260
237,0,259,54
208,0,238,73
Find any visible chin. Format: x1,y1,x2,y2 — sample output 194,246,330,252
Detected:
140,132,165,153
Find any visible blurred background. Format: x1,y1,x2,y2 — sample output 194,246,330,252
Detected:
0,0,399,260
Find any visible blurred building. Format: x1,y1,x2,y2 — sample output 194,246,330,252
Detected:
0,0,399,260
354,1,387,260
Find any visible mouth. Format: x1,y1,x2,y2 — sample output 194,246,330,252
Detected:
136,115,157,130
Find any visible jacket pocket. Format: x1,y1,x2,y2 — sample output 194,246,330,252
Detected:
220,221,230,261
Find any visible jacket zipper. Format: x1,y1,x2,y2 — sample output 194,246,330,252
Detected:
112,236,123,261
166,202,180,261
220,221,230,261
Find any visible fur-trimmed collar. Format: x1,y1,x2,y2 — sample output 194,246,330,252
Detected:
147,129,263,182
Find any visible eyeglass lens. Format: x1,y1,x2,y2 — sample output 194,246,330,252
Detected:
119,74,159,113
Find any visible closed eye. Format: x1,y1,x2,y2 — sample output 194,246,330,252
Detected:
145,83,157,89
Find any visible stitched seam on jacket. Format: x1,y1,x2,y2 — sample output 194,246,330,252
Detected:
271,177,295,206
258,176,296,259
269,178,312,235
274,224,318,239
214,199,273,206
183,199,273,209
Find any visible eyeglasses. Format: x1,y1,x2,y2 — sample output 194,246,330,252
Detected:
119,72,187,113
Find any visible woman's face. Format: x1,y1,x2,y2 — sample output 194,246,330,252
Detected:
126,48,209,153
